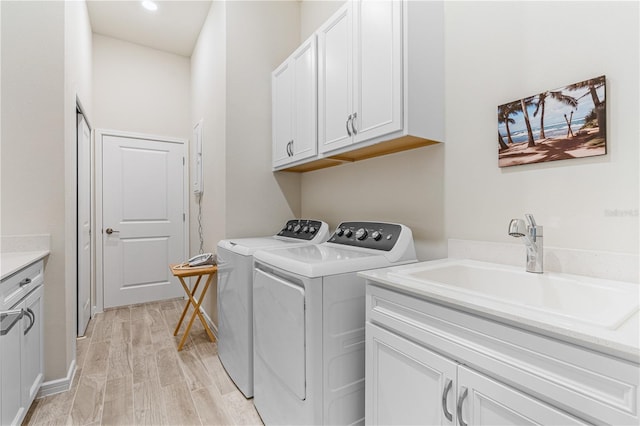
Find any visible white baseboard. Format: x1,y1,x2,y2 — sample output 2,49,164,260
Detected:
37,359,77,398
200,307,218,338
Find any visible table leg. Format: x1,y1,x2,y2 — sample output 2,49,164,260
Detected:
176,273,216,351
174,275,202,336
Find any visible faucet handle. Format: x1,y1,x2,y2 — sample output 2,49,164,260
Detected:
525,214,537,227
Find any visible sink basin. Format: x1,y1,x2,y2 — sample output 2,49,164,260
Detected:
387,259,639,330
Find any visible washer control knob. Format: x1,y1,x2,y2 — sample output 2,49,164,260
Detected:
335,227,344,237
372,231,382,241
293,224,302,233
309,226,316,234
355,228,368,241
344,229,353,238
287,224,294,231
303,226,309,233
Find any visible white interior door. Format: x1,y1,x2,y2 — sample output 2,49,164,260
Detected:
77,113,92,336
101,133,186,308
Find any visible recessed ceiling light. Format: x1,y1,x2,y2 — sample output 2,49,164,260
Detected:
142,1,158,12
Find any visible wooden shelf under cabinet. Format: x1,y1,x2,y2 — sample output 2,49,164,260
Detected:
279,135,440,173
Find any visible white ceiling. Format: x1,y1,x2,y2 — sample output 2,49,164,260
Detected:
86,0,213,57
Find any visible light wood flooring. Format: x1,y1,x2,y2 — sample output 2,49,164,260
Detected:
24,299,263,426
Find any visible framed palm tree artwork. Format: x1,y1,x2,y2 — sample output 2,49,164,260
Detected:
498,75,606,167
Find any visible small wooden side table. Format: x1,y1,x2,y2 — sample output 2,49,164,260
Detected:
169,263,217,351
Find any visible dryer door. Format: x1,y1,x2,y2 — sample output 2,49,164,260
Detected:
254,267,306,400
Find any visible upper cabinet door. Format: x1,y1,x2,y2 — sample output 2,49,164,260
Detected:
353,0,403,143
272,60,294,168
318,3,354,154
272,36,318,170
291,36,318,163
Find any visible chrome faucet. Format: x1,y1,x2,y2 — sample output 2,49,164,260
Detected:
508,214,543,273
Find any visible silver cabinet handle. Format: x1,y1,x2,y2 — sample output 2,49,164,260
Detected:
289,140,294,156
105,228,119,235
457,387,468,426
19,277,32,287
24,308,35,335
351,112,358,135
442,378,453,422
346,114,353,137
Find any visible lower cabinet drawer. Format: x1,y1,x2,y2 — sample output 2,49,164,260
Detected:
1,260,43,311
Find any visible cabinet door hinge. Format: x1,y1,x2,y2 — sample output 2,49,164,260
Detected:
183,213,186,222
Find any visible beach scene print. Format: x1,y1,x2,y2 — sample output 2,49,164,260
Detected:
498,75,606,167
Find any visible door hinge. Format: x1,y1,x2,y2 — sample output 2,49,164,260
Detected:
183,157,185,165
183,213,186,222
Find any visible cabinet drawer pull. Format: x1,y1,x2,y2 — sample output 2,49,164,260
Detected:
19,277,32,287
351,112,358,135
457,387,468,426
442,378,453,421
24,308,35,335
346,114,353,137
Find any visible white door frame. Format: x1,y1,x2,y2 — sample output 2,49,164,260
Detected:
76,107,92,336
95,129,189,313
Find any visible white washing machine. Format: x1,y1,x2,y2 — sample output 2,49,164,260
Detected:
252,221,417,425
217,219,329,398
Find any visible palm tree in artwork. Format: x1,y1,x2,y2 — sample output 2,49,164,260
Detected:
497,102,519,145
533,91,578,139
520,96,536,147
566,76,606,138
498,132,508,150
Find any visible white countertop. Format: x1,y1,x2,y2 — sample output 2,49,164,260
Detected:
1,251,50,280
360,259,640,364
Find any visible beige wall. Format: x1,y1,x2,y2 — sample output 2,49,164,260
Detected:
190,0,302,325
299,0,638,260
225,0,302,239
1,1,71,382
190,0,227,324
444,1,638,254
92,34,190,140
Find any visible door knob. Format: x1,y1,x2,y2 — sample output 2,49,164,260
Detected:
105,228,119,235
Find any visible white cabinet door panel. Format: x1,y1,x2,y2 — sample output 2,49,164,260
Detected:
21,286,43,407
458,366,588,426
366,323,456,425
354,0,402,143
272,60,293,167
318,4,353,153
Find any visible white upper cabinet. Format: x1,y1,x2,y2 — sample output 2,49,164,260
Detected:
273,0,445,172
318,0,402,153
318,0,444,158
272,35,318,170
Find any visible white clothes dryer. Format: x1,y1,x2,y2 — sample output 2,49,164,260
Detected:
252,221,417,425
216,219,329,398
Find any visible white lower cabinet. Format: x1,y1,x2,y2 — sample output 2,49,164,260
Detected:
365,283,639,425
366,323,585,426
1,260,45,426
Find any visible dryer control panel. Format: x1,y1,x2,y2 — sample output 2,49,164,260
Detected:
277,219,325,240
328,222,402,251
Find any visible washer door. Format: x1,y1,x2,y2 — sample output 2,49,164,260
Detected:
254,267,306,400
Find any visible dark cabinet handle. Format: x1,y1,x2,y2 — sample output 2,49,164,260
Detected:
24,308,35,335
19,277,31,287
